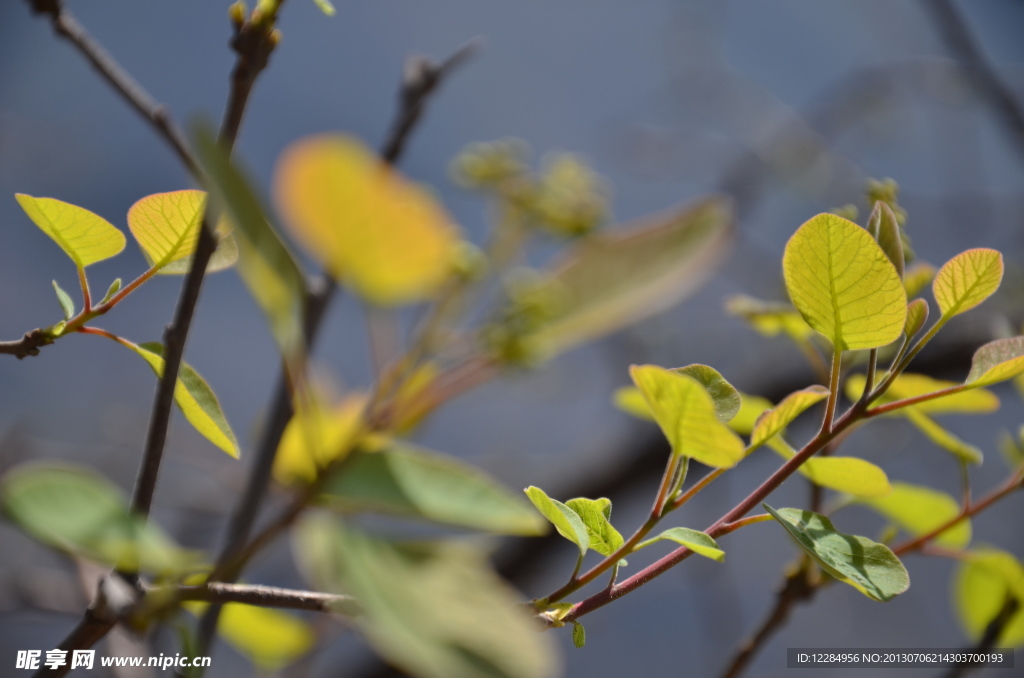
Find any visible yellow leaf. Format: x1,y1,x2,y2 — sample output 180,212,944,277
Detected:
767,437,891,498
863,482,970,548
933,248,1003,318
629,365,745,468
725,294,814,341
750,385,829,451
904,298,929,338
903,261,936,298
273,394,367,485
965,336,1024,388
274,134,459,305
783,213,906,351
186,602,313,670
612,386,653,421
126,190,237,274
955,549,1024,646
728,392,773,436
16,194,125,268
846,372,999,416
904,409,983,464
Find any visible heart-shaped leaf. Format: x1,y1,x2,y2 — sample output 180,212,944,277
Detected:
16,194,125,268
127,190,238,274
564,497,623,556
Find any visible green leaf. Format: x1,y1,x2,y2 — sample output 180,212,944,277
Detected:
904,298,929,338
193,123,308,367
766,437,891,498
749,385,829,451
52,280,74,320
629,365,745,468
637,526,725,562
964,336,1024,388
673,364,741,423
115,338,240,458
293,516,558,678
612,386,653,421
903,262,936,298
861,482,970,548
525,486,589,555
100,278,122,304
564,497,623,556
998,427,1024,471
528,197,732,355
904,409,983,464
127,190,238,275
954,549,1024,646
933,248,1003,318
319,444,547,536
15,193,126,268
763,504,909,602
571,621,586,649
783,213,906,351
725,294,814,341
1,463,199,574
867,201,905,278
728,393,773,436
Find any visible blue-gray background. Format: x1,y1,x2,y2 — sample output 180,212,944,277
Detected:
2,1,1023,676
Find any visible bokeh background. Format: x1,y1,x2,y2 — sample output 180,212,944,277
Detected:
2,1,1024,676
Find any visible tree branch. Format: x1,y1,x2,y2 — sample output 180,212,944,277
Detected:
172,583,361,616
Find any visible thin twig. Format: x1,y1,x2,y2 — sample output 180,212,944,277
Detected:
942,596,1020,678
172,583,361,616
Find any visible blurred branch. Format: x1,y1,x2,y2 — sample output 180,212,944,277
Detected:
173,583,361,616
942,596,1020,678
924,0,1024,165
194,38,481,660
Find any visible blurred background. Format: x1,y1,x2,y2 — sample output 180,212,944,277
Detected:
2,1,1023,676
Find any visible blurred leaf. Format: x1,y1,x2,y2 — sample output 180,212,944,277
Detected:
847,372,999,416
127,190,238,275
749,385,829,451
637,526,724,562
783,213,906,351
525,486,589,554
185,601,314,670
312,0,336,15
965,337,1024,389
529,197,733,354
52,280,74,320
866,201,904,278
1,463,198,574
571,621,586,649
15,193,125,268
861,482,970,548
763,504,909,602
673,364,741,423
766,437,891,498
904,409,983,464
955,549,1024,646
903,262,936,298
320,444,546,536
725,294,814,341
564,497,623,557
728,393,773,436
904,299,929,338
274,394,367,485
193,124,307,366
612,386,653,421
275,134,458,306
293,516,558,678
117,339,240,458
998,427,1024,471
390,362,441,433
933,249,1003,318
630,365,745,468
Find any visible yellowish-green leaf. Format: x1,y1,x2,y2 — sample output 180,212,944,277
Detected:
565,497,623,556
965,336,1024,388
571,621,586,649
613,386,653,421
529,197,733,355
116,339,240,458
184,602,314,670
862,482,970,548
193,124,307,368
846,372,999,416
273,394,366,485
16,194,125,268
629,365,745,468
52,280,74,320
311,0,336,15
750,385,829,451
728,393,773,436
998,427,1024,470
783,213,906,351
525,487,589,554
767,437,891,498
904,298,929,338
867,201,905,278
763,504,909,602
637,526,725,562
127,190,237,274
293,518,558,678
725,294,814,341
933,248,1003,318
904,409,983,464
955,549,1024,646
673,364,741,422
274,134,459,306
322,444,547,536
903,262,936,298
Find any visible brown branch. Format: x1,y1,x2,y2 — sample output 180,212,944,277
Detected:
173,583,361,616
0,330,53,359
941,595,1019,678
